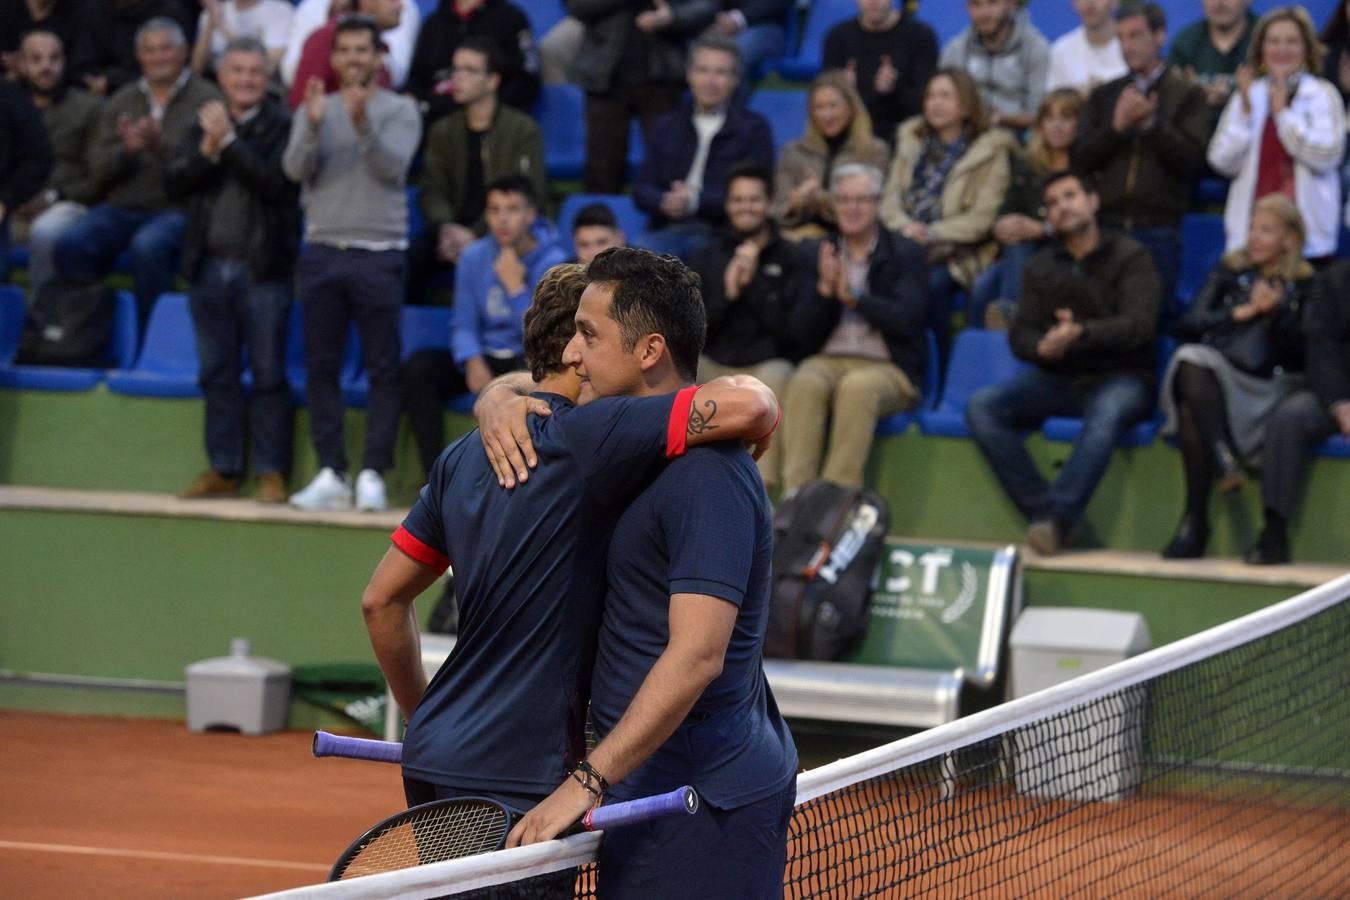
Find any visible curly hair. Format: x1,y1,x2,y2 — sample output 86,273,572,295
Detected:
522,263,589,381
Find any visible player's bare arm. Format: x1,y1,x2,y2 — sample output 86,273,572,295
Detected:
505,592,738,847
477,375,781,487
361,547,444,717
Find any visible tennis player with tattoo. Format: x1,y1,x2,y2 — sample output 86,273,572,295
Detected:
499,250,799,899
360,262,779,848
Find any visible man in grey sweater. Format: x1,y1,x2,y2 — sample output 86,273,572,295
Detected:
283,16,421,513
53,17,220,330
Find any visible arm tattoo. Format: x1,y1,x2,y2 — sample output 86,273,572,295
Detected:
688,398,719,435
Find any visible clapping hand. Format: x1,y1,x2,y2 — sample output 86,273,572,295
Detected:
494,246,527,294
1249,278,1284,315
1036,308,1083,361
303,77,327,127
197,100,233,157
723,240,759,300
660,180,693,220
1236,64,1255,114
342,81,374,132
636,0,673,33
1112,84,1158,133
874,54,898,95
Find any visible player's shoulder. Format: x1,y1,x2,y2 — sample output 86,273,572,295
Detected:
667,442,759,484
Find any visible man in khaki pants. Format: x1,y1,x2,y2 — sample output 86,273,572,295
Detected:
781,163,929,491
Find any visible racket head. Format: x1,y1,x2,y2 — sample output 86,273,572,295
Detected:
328,796,513,881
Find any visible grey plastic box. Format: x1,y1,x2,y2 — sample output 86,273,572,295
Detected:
185,639,291,735
1008,608,1151,802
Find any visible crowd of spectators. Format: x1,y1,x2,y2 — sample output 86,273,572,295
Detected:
1,0,1348,566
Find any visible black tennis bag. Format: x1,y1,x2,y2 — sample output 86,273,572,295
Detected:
765,480,890,660
15,277,116,367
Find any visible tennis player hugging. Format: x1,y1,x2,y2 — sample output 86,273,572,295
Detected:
361,249,799,898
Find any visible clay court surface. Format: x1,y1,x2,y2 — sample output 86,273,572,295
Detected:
0,711,403,899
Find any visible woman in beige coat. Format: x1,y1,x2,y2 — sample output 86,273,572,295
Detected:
773,71,893,241
880,67,1013,352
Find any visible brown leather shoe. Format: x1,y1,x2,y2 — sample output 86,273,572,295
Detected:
256,472,287,504
179,471,239,499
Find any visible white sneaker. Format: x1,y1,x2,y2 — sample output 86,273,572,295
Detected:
355,468,388,512
289,467,353,511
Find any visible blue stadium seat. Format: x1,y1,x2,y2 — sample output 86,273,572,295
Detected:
106,293,203,397
919,328,1029,438
1315,434,1350,459
877,330,942,436
1192,177,1228,206
775,0,852,81
517,0,567,36
556,193,649,255
1041,336,1177,447
748,89,808,159
1027,0,1082,42
0,286,138,391
407,184,426,245
284,303,362,406
535,84,586,180
8,244,30,271
344,304,452,407
416,0,438,23
628,119,645,180
925,3,971,46
1177,213,1226,312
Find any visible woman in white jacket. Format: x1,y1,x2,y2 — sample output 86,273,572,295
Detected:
1208,5,1345,262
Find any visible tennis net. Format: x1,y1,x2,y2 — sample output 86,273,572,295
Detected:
257,574,1350,899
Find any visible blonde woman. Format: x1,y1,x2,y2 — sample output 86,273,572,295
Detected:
971,87,1083,328
880,67,1014,352
1159,196,1319,559
772,71,892,239
1207,5,1345,263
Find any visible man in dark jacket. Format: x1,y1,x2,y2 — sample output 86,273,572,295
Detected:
570,0,713,194
0,59,55,283
166,37,299,503
1247,262,1350,564
690,162,801,490
407,0,539,126
1073,1,1210,313
633,35,774,258
966,171,1160,556
781,162,927,493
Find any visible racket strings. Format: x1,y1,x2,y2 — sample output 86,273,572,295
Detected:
337,800,511,879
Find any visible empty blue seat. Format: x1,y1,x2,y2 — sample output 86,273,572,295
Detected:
919,329,1029,438
1027,1,1082,41
1041,336,1177,447
344,305,452,407
556,193,649,256
8,244,30,271
106,293,203,397
517,0,566,37
925,4,970,46
877,330,942,436
0,286,139,391
535,84,586,180
748,89,808,159
775,0,853,81
1176,213,1226,312
1314,434,1350,459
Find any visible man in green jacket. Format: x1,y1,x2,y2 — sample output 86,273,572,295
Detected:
408,36,545,303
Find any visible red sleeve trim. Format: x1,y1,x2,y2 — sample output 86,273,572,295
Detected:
666,384,699,458
391,526,450,574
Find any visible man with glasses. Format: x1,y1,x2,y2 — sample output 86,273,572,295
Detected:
780,163,928,493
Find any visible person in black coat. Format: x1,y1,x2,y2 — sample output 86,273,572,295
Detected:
0,78,54,281
407,0,539,126
165,37,299,503
780,162,927,493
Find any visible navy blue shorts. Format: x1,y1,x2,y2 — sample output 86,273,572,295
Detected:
596,779,796,900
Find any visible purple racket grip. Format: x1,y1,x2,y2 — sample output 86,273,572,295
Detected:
582,786,699,832
312,730,403,764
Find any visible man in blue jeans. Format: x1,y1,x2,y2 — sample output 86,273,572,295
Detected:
966,171,1160,556
166,38,299,503
53,18,220,332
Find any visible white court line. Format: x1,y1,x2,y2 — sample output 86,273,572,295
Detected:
0,839,329,873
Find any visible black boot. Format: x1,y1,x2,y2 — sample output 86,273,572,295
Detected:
1244,518,1291,565
1162,514,1209,559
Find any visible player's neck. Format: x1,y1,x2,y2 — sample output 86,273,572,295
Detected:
537,373,580,401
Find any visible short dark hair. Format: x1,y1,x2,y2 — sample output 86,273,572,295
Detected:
1042,169,1096,199
222,36,269,63
572,202,618,231
689,33,742,77
485,174,538,208
586,248,706,382
727,161,774,199
1115,1,1166,32
455,35,501,75
333,15,381,51
523,263,589,380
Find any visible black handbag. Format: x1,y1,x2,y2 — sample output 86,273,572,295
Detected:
14,277,116,367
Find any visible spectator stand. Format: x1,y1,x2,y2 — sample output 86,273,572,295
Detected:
0,286,139,392
555,193,651,255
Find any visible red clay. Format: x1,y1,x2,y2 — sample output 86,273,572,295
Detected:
0,711,403,899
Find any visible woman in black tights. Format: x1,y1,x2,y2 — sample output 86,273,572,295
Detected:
1159,196,1319,559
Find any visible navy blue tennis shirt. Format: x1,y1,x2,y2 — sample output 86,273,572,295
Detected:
590,442,799,809
393,387,698,798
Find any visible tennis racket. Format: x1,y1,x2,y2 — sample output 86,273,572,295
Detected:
315,731,700,881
